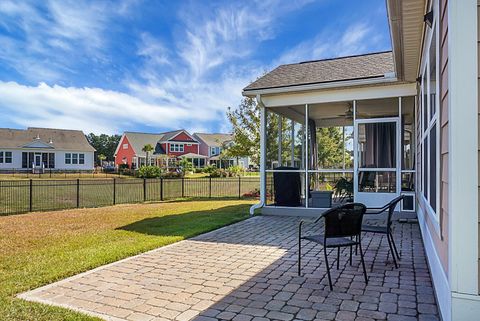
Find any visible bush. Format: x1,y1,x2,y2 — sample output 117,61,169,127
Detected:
227,165,243,177
203,165,217,174
137,165,162,178
118,164,129,170
162,171,183,178
194,167,204,173
179,159,193,173
209,168,228,178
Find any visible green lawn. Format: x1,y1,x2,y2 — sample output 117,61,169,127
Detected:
0,200,256,321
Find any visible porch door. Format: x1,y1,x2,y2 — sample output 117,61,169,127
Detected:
34,154,42,167
354,118,400,207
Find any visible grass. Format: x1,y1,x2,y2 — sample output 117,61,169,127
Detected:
0,199,256,320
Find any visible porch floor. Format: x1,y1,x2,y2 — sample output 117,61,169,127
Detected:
20,216,439,321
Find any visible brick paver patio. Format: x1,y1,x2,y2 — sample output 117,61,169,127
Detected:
19,215,439,321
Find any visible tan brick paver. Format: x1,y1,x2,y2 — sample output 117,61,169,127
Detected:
19,216,439,321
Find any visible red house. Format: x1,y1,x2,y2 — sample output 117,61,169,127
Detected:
114,129,206,169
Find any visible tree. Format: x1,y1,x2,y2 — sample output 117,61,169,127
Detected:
226,97,292,167
98,154,106,166
86,133,121,164
142,144,154,166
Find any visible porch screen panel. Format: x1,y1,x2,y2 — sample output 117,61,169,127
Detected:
359,122,396,168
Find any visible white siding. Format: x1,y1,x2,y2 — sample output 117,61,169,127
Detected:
0,149,94,171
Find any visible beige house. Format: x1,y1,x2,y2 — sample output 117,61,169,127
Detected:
244,1,479,320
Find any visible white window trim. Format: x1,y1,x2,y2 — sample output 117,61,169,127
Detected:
170,144,184,152
418,0,441,232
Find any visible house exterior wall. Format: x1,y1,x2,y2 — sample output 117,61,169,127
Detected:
162,142,199,157
0,149,94,170
197,139,209,156
114,136,136,167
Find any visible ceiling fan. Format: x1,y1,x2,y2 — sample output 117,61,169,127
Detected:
321,104,367,121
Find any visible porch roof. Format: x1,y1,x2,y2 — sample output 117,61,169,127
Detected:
180,152,207,159
243,51,395,93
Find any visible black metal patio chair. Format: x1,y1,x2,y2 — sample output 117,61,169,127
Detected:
360,195,404,268
298,203,368,290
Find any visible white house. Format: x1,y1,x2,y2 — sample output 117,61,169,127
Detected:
0,127,95,172
243,0,480,320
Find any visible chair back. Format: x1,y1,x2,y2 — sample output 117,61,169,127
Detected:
323,203,367,239
386,195,405,228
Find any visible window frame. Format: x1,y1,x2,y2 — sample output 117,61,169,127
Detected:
0,151,3,163
419,0,440,224
170,144,184,152
5,151,12,164
65,153,72,165
79,153,85,165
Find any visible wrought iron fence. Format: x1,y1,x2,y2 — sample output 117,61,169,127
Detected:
0,177,260,216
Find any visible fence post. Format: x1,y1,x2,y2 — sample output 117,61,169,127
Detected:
76,179,80,208
29,179,33,212
238,176,241,199
143,178,147,202
209,177,212,198
113,178,116,205
160,178,164,201
182,177,185,198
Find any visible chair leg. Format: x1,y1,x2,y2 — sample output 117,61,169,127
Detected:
355,234,359,255
337,247,340,269
389,232,401,260
298,237,302,276
386,233,398,268
349,245,352,266
358,241,368,285
324,247,333,290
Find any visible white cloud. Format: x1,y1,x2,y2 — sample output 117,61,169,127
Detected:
275,22,384,65
0,81,197,134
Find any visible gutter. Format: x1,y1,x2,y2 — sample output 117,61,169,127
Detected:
249,94,266,216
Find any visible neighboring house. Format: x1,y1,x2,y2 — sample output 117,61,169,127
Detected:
243,1,480,320
114,130,205,169
193,133,250,169
0,127,95,172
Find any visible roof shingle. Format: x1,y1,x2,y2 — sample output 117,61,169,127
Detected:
243,51,395,92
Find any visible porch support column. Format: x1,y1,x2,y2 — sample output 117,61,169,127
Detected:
278,116,282,167
291,119,295,167
305,104,309,208
259,95,267,206
448,0,478,299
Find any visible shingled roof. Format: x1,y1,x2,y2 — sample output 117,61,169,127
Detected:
193,133,233,147
0,127,95,151
243,51,395,92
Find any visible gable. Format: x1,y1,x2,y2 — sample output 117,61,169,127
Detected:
22,140,54,149
170,132,196,142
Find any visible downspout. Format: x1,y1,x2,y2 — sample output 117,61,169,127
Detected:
249,94,266,216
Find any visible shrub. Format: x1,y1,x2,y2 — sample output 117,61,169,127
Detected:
179,159,193,173
227,165,243,177
137,165,162,178
118,164,129,170
209,168,228,178
203,165,217,174
162,171,183,178
194,167,204,173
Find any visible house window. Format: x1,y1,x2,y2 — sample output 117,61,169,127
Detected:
170,144,184,152
419,3,439,216
210,147,221,156
0,152,3,163
123,144,128,149
79,154,85,165
65,153,71,164
72,153,78,164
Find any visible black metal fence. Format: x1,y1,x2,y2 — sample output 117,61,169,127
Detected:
0,177,260,216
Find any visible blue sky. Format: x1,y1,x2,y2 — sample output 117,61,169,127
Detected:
0,0,391,135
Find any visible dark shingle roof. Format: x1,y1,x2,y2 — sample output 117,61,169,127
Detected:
244,51,395,92
193,133,232,147
0,127,95,151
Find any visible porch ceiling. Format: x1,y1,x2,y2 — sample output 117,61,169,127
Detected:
269,97,402,127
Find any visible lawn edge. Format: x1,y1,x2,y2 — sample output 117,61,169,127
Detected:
17,215,260,318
